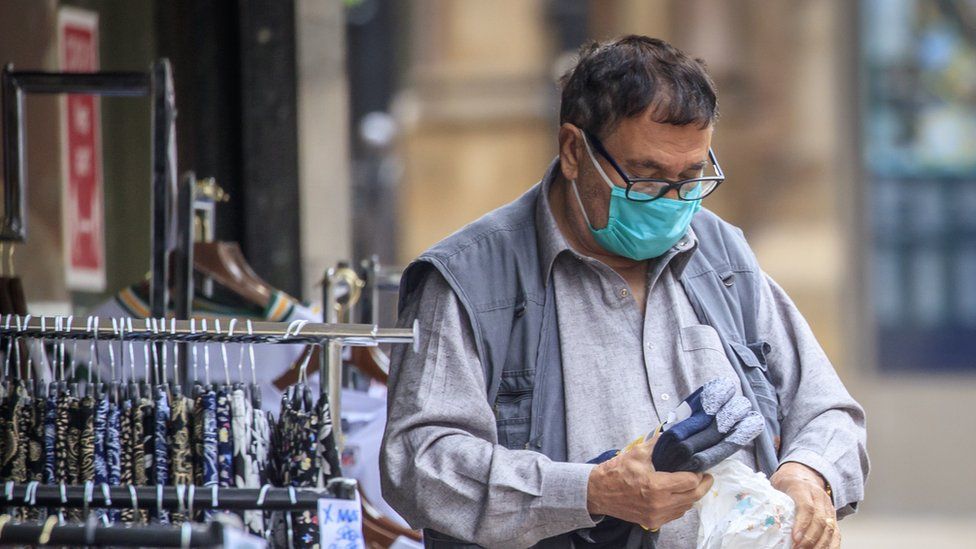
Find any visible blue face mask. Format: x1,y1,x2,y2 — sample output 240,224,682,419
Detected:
571,136,701,261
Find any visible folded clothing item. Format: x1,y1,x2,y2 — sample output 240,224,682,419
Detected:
651,379,738,472
675,411,764,472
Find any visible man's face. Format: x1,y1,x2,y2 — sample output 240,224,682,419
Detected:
568,112,713,230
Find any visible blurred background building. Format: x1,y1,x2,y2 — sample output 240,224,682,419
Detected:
1,0,974,546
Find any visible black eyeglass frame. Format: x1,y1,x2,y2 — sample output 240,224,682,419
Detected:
583,129,725,202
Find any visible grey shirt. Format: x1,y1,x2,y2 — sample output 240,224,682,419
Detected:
381,172,868,548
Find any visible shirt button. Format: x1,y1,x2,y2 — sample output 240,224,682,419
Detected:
619,288,629,298
661,393,671,401
645,342,653,351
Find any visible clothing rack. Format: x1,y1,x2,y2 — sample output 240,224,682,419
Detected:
0,518,226,547
0,480,356,512
0,315,418,350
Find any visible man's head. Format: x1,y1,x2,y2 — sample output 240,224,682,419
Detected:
553,36,721,264
559,35,718,138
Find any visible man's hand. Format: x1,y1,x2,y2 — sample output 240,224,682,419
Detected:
771,462,839,549
586,434,713,530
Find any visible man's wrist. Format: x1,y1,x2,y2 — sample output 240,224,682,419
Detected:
775,461,829,494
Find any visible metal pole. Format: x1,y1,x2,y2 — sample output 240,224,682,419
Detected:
0,521,222,547
1,64,26,242
149,59,178,318
173,172,196,384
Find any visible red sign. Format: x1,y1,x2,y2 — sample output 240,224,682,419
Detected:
59,8,105,291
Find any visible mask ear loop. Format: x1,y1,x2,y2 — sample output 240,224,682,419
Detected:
126,318,142,385
190,318,199,386
26,315,40,386
222,319,236,387
83,480,94,520
256,484,271,508
247,320,257,387
14,315,28,380
157,484,164,523
110,318,122,387
155,318,166,386
146,319,159,385
101,483,112,512
202,319,211,387
93,317,103,389
236,319,245,382
171,318,180,388
3,315,13,383
128,485,139,520
123,319,136,388
180,522,191,549
216,319,229,387
176,484,186,517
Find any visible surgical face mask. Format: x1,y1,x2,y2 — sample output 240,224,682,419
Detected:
571,135,701,260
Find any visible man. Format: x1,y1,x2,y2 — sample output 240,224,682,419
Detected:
381,35,868,549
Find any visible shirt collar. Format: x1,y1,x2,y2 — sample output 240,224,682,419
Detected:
534,157,701,285
536,158,574,285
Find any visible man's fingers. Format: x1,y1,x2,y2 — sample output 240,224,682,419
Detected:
659,471,702,492
830,526,841,549
797,508,826,549
814,495,838,549
791,494,814,546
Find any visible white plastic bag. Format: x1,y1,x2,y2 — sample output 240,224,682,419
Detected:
693,459,795,548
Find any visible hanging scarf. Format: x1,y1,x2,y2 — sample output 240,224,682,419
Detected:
153,385,171,524
119,398,140,523
43,390,57,484
93,394,109,486
0,382,24,481
106,400,122,523
192,389,206,488
78,394,96,484
315,393,342,487
169,392,194,524
216,387,234,487
231,387,252,488
64,393,81,486
250,404,272,537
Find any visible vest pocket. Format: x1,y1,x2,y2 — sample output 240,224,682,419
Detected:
494,386,532,450
728,340,782,447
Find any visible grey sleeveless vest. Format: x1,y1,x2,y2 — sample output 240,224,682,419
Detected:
399,180,781,548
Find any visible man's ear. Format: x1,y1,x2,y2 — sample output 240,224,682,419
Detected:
558,123,583,182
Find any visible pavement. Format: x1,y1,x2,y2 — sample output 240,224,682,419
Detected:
839,513,976,548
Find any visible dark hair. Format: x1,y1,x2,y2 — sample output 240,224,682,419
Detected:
559,35,718,137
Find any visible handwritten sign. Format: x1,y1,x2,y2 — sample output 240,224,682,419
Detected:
318,490,365,549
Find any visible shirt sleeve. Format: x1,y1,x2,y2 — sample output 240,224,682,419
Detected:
380,270,597,548
758,272,870,518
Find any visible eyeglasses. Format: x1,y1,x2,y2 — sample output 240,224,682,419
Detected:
583,129,725,202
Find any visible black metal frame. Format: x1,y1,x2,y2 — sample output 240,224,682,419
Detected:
0,60,179,319
0,519,225,547
0,480,356,512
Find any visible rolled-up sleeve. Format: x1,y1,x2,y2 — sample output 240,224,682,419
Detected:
380,271,597,548
759,272,869,518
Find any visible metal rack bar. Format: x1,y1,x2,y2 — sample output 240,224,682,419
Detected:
0,480,356,512
0,520,223,547
0,315,418,349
